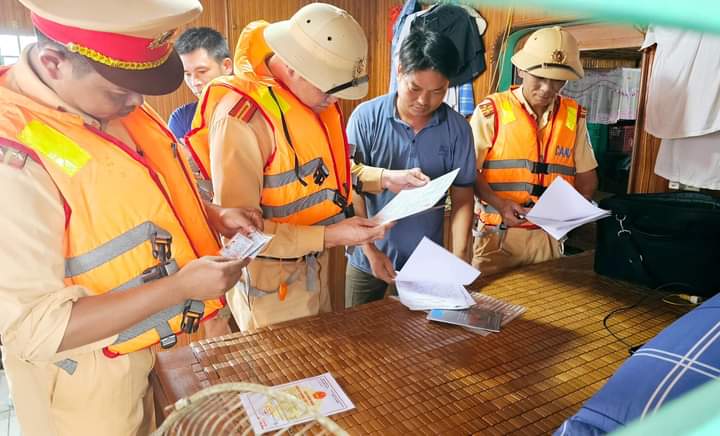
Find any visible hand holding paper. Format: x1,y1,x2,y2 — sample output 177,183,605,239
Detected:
221,230,273,259
372,168,460,225
526,178,610,240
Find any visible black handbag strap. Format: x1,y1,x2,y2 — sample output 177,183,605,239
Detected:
613,214,656,286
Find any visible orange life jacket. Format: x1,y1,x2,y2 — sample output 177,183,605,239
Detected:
0,67,224,357
185,20,352,226
480,88,580,226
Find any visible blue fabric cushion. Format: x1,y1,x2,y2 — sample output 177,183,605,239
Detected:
555,293,720,435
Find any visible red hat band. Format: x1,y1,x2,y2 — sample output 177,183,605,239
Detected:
31,13,175,71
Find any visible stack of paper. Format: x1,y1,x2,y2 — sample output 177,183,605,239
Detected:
221,230,273,259
526,177,611,240
395,237,479,311
373,168,459,225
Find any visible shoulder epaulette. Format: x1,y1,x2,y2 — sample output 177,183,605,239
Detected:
478,99,496,118
228,94,258,123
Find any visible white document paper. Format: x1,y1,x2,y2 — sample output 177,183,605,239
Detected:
395,237,480,311
221,230,273,259
526,178,611,240
373,168,460,225
240,372,354,435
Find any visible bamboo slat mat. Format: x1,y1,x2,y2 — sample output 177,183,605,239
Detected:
188,253,688,435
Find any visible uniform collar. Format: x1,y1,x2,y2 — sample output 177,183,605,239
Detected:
7,45,102,128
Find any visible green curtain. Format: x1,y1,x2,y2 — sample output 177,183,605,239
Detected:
466,0,720,33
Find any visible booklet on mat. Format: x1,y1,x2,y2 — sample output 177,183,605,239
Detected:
427,307,503,332
240,372,354,435
463,293,528,336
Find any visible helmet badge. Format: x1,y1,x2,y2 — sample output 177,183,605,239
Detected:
551,49,566,64
354,57,366,78
148,29,177,49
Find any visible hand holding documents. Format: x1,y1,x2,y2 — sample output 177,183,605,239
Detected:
526,178,610,240
221,230,273,259
395,237,479,311
372,168,460,225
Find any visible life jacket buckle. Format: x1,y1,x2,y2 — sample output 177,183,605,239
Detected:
530,184,546,197
151,233,172,262
159,333,177,349
333,190,348,210
531,162,549,174
313,161,329,185
181,299,205,334
141,261,171,282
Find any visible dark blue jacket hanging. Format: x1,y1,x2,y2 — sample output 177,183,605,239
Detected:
412,3,486,87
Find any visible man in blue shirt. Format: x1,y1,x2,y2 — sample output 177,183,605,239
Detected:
168,27,233,141
346,28,477,306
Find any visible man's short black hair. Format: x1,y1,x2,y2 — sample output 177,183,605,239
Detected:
398,27,459,80
175,27,230,62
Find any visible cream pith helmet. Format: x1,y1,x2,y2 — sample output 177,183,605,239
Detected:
512,26,584,81
264,3,368,100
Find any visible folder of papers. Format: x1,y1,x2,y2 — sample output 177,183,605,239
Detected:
395,237,479,311
526,177,611,240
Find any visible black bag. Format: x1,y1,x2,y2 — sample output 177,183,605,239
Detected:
594,192,720,298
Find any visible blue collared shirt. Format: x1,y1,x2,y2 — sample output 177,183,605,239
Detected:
167,101,198,142
347,92,476,273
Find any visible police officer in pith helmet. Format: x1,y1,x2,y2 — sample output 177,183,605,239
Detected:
470,26,599,275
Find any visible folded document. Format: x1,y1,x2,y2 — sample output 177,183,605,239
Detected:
526,177,610,240
395,237,479,310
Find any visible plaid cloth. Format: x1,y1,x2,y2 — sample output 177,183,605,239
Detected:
556,292,720,435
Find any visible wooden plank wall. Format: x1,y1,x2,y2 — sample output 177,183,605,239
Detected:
225,0,401,122
147,0,405,123
144,0,230,121
628,46,667,193
0,0,33,35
